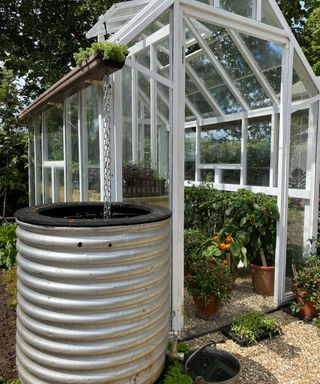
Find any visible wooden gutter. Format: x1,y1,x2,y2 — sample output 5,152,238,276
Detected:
18,54,124,124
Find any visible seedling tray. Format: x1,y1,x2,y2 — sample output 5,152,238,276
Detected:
221,325,281,347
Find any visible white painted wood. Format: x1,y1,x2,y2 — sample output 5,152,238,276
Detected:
34,119,42,205
185,97,202,121
150,44,158,170
128,24,170,56
269,112,279,187
240,118,248,185
291,95,320,114
41,113,47,204
109,0,175,45
79,90,88,201
42,161,64,168
98,84,105,202
274,39,293,306
199,163,242,170
195,123,200,182
64,98,72,201
184,16,250,111
126,58,173,89
171,1,185,333
131,65,139,164
28,129,35,206
256,0,262,22
112,71,124,202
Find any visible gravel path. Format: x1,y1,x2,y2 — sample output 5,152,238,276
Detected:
186,311,320,384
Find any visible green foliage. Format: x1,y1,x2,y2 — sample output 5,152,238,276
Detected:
291,254,320,313
3,267,17,310
0,223,17,269
312,316,320,329
177,342,189,354
184,229,208,275
0,0,123,98
0,66,28,217
184,185,228,235
185,253,231,306
74,41,128,65
0,378,20,384
160,360,192,384
185,186,279,265
199,229,248,275
223,190,279,266
230,310,281,344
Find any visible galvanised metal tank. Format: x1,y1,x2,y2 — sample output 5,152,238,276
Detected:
15,202,171,384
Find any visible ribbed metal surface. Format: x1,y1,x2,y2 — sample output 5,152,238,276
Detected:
16,218,171,384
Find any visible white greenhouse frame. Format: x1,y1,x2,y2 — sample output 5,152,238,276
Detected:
21,0,320,333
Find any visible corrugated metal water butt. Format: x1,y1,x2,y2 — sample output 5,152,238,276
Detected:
15,202,171,384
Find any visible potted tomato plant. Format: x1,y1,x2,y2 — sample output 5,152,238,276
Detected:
291,254,320,318
185,251,231,320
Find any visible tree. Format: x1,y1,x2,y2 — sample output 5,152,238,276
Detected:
0,66,28,218
299,6,320,75
0,0,121,99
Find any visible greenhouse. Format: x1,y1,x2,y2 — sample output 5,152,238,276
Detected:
19,0,320,332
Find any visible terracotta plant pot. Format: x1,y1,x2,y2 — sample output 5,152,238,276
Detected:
250,263,275,296
299,301,318,318
193,295,219,320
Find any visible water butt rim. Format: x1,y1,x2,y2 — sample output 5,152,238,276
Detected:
14,202,171,227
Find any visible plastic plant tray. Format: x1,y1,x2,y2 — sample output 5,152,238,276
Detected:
220,325,281,347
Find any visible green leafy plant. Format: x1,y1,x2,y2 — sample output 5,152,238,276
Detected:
3,267,17,309
0,222,17,269
199,228,249,275
159,360,192,384
184,229,208,275
312,316,320,329
0,378,20,384
224,190,279,266
290,254,320,314
74,41,128,65
177,342,189,354
185,252,231,306
230,310,281,344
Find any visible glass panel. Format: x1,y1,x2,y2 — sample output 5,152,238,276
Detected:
292,69,310,102
200,121,241,164
286,198,306,293
43,106,63,161
261,1,282,28
289,109,308,189
185,128,196,181
122,66,133,164
221,169,240,184
44,168,52,204
155,35,170,79
292,52,318,101
122,68,170,207
105,2,149,34
56,168,64,202
66,93,80,202
201,169,214,182
235,76,272,109
247,116,271,186
34,118,42,204
128,11,171,78
219,0,254,18
83,85,100,201
185,105,196,122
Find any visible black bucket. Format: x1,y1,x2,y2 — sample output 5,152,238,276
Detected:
185,341,241,384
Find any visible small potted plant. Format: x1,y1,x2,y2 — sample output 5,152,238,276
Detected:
291,254,320,318
185,252,231,320
222,310,282,346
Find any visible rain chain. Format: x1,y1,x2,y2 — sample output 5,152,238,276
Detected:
103,75,112,220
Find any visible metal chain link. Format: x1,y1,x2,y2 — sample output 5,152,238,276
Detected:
103,75,112,220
